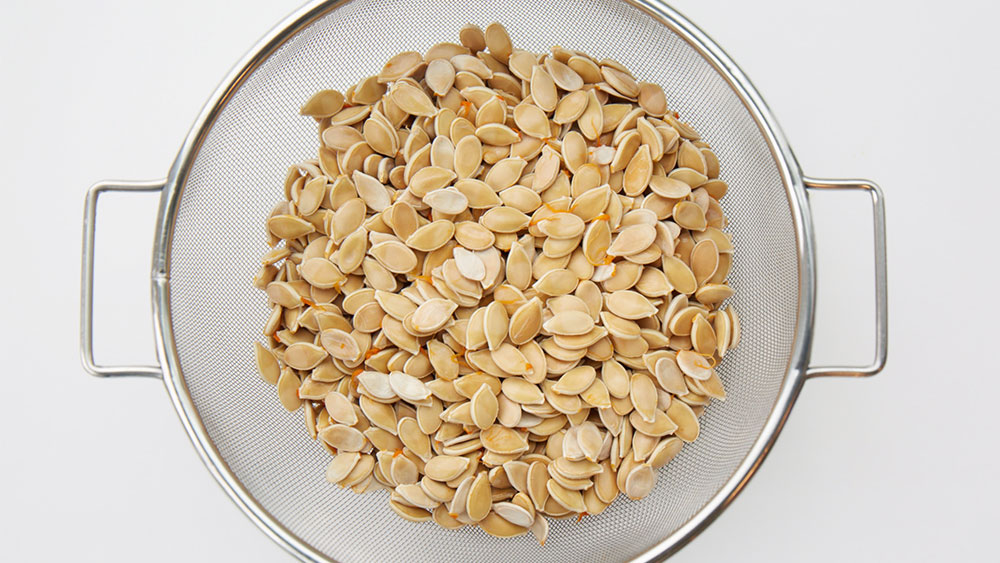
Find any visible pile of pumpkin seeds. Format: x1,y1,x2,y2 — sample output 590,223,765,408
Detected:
253,22,741,543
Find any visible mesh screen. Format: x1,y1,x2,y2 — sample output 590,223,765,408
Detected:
166,0,799,560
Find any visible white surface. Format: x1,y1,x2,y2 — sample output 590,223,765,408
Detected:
1,0,997,561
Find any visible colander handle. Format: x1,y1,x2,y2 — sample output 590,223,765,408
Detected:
803,177,887,378
80,180,165,379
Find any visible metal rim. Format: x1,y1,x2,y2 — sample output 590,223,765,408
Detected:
149,1,816,560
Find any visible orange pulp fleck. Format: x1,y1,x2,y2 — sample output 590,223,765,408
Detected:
459,100,473,118
529,215,556,227
542,202,565,214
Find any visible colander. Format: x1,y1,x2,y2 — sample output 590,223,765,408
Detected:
78,0,888,560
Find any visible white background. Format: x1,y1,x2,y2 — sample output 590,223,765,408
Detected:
1,0,997,560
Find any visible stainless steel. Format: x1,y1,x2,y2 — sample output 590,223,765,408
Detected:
80,180,165,379
803,178,888,379
80,0,888,561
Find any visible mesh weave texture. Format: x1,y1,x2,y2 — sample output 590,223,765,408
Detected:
166,0,798,560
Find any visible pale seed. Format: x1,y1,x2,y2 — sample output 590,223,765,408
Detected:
480,206,530,233
484,22,513,62
481,425,529,455
662,256,698,295
326,452,361,484
667,398,700,442
324,391,357,425
276,368,300,411
530,66,559,112
533,268,578,296
654,356,688,395
637,82,667,116
624,463,655,500
606,290,658,320
601,66,640,98
553,365,597,395
695,283,734,304
623,145,653,196
406,220,455,252
546,480,586,513
409,298,458,335
320,328,361,361
424,455,471,481
607,224,656,257
513,103,551,139
254,342,280,385
358,372,394,401
426,59,456,96
471,384,499,429
629,373,658,423
300,89,344,118
676,349,714,380
319,424,366,451
389,371,432,403
423,188,469,215
476,123,520,146
554,90,589,124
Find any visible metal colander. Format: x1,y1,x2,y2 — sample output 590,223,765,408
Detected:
79,0,888,560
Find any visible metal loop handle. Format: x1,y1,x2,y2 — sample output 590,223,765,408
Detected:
803,177,888,378
80,180,166,378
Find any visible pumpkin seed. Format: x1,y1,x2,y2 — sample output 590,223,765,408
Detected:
546,480,586,513
480,206,530,233
319,424,366,451
667,399,700,442
476,123,520,146
426,59,456,96
326,452,362,484
254,342,280,385
553,365,597,395
424,455,471,481
623,463,655,499
676,349,714,380
604,291,655,321
408,298,457,335
530,66,559,112
471,384,499,429
607,224,656,257
543,310,595,336
300,89,345,118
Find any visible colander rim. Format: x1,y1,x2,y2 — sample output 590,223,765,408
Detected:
149,0,817,560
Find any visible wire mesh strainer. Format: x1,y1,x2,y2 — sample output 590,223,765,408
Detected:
79,0,887,560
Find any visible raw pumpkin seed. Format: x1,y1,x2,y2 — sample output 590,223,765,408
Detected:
257,21,744,541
